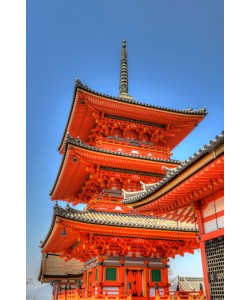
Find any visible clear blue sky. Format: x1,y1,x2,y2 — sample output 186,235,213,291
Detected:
25,0,224,296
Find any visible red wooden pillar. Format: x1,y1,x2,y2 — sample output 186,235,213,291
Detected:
119,260,125,297
161,258,169,296
97,264,104,297
144,261,149,297
195,202,210,300
199,241,210,300
195,202,205,236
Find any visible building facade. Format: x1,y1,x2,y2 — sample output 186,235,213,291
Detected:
39,41,223,300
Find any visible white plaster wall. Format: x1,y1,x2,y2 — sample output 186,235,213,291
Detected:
103,287,119,294
202,197,224,218
204,216,224,234
150,287,156,297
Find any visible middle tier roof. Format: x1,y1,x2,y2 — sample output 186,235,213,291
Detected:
50,135,180,204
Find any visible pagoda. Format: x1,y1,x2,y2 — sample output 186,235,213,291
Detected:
39,40,209,300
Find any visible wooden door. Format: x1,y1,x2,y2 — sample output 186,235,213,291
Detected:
126,269,143,297
87,271,93,296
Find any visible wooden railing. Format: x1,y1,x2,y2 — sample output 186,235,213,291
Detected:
58,289,130,300
57,289,205,300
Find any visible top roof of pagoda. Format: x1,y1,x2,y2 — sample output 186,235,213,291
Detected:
58,79,207,153
75,79,207,113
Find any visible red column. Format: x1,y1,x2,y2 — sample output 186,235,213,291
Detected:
195,201,205,236
200,241,210,300
144,261,149,297
195,201,210,300
119,260,125,297
97,264,104,297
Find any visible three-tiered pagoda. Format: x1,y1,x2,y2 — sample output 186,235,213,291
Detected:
39,40,223,300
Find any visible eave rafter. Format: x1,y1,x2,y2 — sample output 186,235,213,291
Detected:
42,218,199,262
51,138,180,203
72,147,172,174
134,155,224,221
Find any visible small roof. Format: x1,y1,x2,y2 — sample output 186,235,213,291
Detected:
178,276,204,291
38,253,83,282
170,276,204,292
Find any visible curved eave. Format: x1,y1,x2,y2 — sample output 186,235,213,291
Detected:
53,205,196,231
77,79,207,116
42,210,198,254
58,80,207,153
50,137,181,200
40,214,58,250
126,143,224,211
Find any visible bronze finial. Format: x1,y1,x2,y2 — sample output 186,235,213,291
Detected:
119,40,134,101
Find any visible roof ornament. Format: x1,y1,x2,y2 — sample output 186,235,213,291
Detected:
162,165,174,173
118,40,135,101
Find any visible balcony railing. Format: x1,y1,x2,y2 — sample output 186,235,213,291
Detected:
57,288,205,300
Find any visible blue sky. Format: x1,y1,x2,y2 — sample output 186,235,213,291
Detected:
25,0,224,290
9,0,235,297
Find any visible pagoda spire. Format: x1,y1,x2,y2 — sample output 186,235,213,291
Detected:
119,40,134,101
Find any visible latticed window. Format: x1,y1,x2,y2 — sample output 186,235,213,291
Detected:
151,269,161,282
106,268,117,280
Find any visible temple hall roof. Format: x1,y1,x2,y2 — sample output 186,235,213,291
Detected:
170,276,204,292
122,131,224,205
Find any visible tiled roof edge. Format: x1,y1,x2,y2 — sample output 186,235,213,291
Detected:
66,134,181,164
76,79,207,115
52,203,197,232
57,79,207,152
122,130,224,204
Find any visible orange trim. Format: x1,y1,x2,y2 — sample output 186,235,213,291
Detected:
203,210,224,223
132,153,224,213
198,228,224,242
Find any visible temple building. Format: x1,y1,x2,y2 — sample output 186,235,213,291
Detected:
39,40,224,300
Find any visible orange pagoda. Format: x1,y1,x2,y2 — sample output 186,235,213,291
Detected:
39,40,223,300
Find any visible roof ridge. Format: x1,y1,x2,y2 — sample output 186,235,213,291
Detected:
58,78,207,152
75,78,207,114
52,203,197,231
